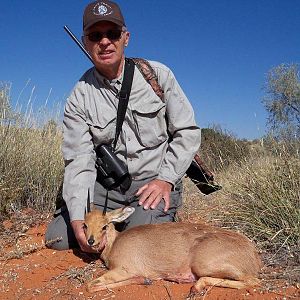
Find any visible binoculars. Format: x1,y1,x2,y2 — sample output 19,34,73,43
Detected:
95,144,132,192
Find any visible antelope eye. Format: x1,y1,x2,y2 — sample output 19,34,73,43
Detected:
102,225,108,230
83,223,87,230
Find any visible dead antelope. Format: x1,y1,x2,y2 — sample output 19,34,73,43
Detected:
84,207,262,294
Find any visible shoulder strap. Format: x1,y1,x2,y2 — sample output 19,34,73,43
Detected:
131,58,165,102
113,58,135,150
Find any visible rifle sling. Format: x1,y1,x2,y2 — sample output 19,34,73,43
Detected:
113,58,135,150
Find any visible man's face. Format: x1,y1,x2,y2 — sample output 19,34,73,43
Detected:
83,21,130,75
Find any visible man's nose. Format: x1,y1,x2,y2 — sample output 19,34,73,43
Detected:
98,37,111,46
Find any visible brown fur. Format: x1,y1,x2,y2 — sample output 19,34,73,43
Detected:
84,207,262,293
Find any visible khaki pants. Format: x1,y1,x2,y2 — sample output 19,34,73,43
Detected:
45,178,183,250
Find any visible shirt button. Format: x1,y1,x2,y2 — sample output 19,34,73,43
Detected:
128,137,131,141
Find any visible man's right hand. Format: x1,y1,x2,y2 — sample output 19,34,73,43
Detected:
71,220,98,253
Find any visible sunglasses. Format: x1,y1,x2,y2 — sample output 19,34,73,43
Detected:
85,29,123,42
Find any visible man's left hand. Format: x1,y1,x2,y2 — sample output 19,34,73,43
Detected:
135,179,172,212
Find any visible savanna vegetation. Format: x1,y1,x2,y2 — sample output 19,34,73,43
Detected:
0,64,299,283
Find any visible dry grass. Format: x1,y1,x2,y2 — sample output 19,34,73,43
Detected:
0,121,64,215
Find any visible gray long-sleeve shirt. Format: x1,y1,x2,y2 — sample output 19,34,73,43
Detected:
63,60,201,221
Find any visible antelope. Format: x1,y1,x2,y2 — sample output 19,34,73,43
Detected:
84,206,262,294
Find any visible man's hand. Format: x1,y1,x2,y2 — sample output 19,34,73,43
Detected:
135,179,172,212
71,220,98,253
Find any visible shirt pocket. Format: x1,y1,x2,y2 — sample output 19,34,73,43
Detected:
132,101,168,147
86,114,116,146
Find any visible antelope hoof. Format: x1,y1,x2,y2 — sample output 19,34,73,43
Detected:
144,278,153,285
87,278,106,293
188,285,207,298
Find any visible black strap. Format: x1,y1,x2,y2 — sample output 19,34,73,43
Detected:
113,58,135,150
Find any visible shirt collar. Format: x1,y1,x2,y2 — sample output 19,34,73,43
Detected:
94,60,125,92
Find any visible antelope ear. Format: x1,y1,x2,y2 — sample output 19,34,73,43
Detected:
108,207,135,223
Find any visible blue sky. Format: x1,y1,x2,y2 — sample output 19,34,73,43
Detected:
1,0,299,140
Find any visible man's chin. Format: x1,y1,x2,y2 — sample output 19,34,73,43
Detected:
94,57,121,70
96,55,116,65
98,53,114,61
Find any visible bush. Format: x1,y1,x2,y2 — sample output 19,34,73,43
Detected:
200,126,251,171
0,124,64,215
219,138,300,264
0,81,64,216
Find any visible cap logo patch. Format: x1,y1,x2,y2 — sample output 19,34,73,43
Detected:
93,2,113,16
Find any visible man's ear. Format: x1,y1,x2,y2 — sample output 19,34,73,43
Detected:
124,31,130,47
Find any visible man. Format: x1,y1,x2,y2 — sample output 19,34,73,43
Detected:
45,0,201,252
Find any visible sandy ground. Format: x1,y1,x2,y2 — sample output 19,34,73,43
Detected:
0,211,299,300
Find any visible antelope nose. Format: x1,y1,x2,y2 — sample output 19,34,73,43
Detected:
87,236,95,246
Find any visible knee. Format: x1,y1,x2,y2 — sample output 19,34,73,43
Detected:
45,238,69,251
44,224,68,250
44,217,77,251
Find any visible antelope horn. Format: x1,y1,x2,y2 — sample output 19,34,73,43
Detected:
86,188,94,213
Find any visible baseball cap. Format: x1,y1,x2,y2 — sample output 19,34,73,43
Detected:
83,1,125,32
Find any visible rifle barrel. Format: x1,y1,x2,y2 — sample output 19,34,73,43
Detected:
64,25,93,63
